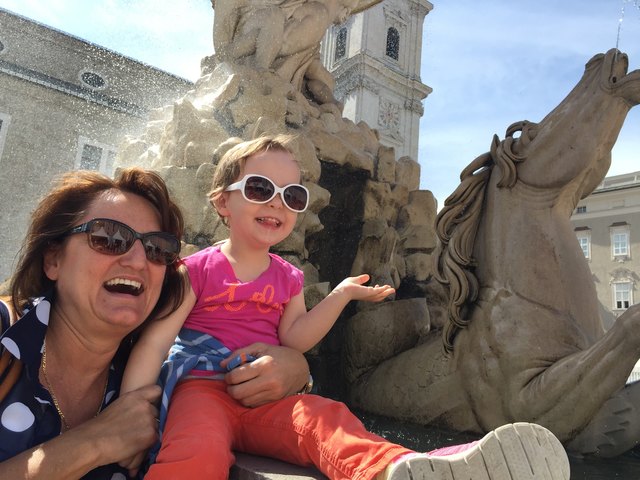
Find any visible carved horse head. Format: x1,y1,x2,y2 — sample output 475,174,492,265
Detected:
434,49,640,353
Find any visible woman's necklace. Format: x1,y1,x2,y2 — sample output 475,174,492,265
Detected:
41,340,108,432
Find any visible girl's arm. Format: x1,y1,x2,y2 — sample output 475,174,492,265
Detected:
121,289,196,393
278,274,394,352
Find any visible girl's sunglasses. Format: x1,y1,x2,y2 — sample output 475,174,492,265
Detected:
65,218,180,265
225,174,309,213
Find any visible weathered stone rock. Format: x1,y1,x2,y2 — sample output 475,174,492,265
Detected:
404,252,433,281
396,155,421,191
211,137,243,164
357,121,380,155
308,130,374,174
293,135,322,183
300,262,321,285
319,112,340,134
376,145,396,183
351,218,400,289
397,190,437,229
116,138,150,168
228,86,287,130
231,453,326,480
390,184,409,224
399,225,437,252
160,165,203,233
344,298,430,383
362,180,394,223
197,71,241,110
304,282,331,310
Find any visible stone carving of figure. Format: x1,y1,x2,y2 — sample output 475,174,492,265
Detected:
211,0,381,104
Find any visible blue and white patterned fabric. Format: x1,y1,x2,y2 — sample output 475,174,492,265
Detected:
149,327,232,465
0,293,125,479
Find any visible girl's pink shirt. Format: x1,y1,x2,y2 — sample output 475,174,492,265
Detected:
182,245,304,351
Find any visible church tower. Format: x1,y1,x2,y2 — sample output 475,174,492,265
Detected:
321,0,433,160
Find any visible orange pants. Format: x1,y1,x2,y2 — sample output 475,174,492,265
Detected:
145,379,413,480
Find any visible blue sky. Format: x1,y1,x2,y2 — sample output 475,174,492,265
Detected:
1,0,639,208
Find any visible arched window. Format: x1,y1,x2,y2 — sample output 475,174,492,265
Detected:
335,27,347,61
385,27,399,60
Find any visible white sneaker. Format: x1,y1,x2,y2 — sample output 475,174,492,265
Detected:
384,423,570,480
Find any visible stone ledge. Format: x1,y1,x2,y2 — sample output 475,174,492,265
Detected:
230,453,327,480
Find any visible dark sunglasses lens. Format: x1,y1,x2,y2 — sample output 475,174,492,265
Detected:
284,186,308,211
143,235,180,265
244,176,274,203
88,220,133,255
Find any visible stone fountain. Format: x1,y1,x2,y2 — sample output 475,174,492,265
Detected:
116,0,437,402
117,2,640,475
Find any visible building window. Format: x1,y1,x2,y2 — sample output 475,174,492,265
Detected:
575,205,586,214
610,225,630,259
613,282,632,310
80,71,106,90
76,137,117,174
0,112,10,163
613,232,629,256
385,27,399,60
577,234,590,259
335,27,347,61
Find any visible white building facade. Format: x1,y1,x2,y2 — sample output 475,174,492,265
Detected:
0,8,192,282
571,171,640,329
320,0,433,160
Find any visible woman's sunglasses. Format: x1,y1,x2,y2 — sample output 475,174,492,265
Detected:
65,218,180,265
225,174,309,213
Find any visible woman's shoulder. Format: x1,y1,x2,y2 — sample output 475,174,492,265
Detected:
0,297,16,330
0,300,17,335
0,298,11,331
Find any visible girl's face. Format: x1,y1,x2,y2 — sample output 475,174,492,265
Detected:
217,149,301,251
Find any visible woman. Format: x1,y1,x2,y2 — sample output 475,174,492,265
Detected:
0,168,310,479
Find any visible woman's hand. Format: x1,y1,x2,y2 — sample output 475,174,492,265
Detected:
222,343,309,407
0,385,161,479
91,384,161,477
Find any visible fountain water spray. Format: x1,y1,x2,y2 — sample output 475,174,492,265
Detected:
617,0,640,51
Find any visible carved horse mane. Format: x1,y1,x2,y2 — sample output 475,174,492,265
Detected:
434,121,530,352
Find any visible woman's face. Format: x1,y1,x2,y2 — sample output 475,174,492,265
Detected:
43,190,168,340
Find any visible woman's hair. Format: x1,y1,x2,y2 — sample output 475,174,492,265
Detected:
208,134,299,224
10,168,186,325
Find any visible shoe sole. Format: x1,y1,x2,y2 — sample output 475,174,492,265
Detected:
387,422,570,480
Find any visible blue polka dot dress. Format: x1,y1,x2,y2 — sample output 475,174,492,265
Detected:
0,293,130,479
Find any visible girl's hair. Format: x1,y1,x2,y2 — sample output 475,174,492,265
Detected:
10,168,186,325
208,135,299,224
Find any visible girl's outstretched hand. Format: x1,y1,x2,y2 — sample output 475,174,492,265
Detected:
332,274,395,302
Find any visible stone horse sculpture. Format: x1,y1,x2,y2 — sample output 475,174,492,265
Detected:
347,48,640,456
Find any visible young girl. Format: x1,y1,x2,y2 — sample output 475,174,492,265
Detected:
121,135,570,480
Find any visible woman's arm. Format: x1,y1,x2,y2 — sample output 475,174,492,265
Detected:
222,343,310,407
278,274,394,352
0,385,160,479
121,289,196,394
